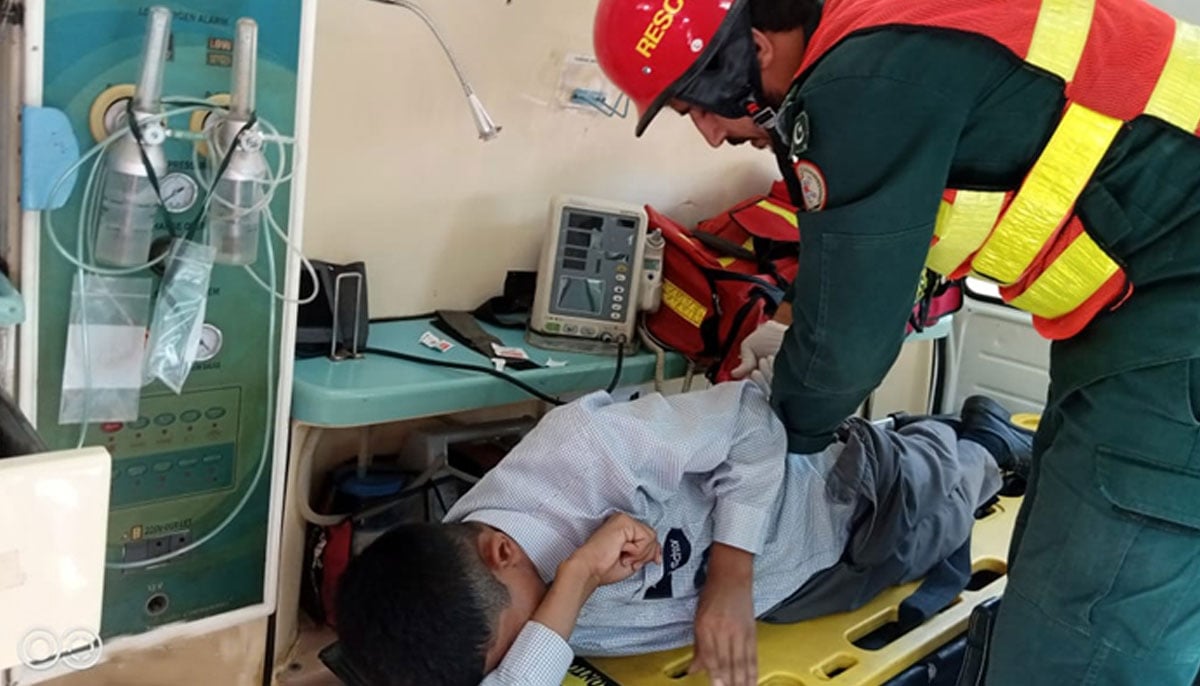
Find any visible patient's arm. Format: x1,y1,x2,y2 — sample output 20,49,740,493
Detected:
690,543,758,686
446,381,788,570
536,513,662,639
481,514,661,686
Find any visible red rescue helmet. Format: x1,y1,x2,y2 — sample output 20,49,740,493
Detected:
595,0,755,137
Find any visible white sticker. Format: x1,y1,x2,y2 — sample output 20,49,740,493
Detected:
491,344,532,361
419,331,454,353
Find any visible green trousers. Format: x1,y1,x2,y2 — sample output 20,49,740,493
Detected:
986,355,1200,685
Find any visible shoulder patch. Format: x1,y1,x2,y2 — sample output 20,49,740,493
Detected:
794,160,827,212
790,111,811,159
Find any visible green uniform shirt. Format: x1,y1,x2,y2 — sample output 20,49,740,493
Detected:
773,28,1200,453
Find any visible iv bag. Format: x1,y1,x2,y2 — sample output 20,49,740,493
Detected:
59,273,153,424
144,239,216,394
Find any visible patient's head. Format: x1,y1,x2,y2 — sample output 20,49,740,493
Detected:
336,522,548,685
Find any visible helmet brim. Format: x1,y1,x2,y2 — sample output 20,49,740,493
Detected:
632,0,751,138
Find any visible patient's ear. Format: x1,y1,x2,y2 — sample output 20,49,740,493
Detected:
477,527,521,572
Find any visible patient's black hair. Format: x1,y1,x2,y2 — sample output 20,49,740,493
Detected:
336,522,511,686
748,0,822,34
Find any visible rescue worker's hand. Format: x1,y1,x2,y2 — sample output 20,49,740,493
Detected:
748,356,775,398
569,512,662,586
730,321,788,379
689,544,757,686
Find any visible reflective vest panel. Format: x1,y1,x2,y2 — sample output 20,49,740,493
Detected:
796,0,1200,339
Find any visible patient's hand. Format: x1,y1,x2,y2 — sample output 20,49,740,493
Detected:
534,515,661,645
570,512,662,586
689,543,757,686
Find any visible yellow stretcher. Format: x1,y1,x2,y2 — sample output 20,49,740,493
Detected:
565,494,1021,686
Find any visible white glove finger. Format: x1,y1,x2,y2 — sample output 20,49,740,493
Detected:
730,340,757,378
731,355,756,379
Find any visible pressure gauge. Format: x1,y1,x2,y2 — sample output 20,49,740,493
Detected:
195,324,223,362
160,172,200,214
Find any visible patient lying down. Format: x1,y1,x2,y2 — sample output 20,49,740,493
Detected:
335,377,1031,686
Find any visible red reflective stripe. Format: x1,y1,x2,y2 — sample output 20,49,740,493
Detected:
1067,3,1175,119
1031,271,1128,339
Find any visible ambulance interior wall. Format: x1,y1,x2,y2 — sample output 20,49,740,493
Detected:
301,0,942,414
302,0,779,315
1154,0,1200,22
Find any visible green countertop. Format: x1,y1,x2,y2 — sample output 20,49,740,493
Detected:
291,318,687,427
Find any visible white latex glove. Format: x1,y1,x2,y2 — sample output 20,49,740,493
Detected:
731,320,788,379
748,355,775,398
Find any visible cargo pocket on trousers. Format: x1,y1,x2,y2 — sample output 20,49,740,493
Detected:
1089,447,1200,656
1096,447,1200,532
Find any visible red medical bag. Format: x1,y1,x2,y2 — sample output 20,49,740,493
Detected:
642,182,962,382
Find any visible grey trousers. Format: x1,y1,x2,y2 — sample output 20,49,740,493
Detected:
763,417,1001,623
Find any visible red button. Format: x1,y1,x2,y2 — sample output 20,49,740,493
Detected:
101,422,124,433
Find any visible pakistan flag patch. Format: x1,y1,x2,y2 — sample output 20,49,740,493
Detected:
790,111,811,159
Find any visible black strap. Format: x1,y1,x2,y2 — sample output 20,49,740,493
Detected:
852,537,974,651
473,270,537,328
123,99,180,239
433,310,538,372
191,114,258,241
692,230,758,261
703,268,787,299
710,291,772,382
318,642,371,686
701,211,801,289
954,596,1003,686
568,658,622,685
898,537,973,632
693,268,785,366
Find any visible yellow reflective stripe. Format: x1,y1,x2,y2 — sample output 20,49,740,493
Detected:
717,238,755,268
755,200,799,228
1145,20,1200,132
972,104,1122,284
661,280,706,327
1008,232,1119,318
926,191,1007,276
1026,0,1095,82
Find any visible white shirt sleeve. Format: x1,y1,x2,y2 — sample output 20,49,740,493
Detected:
479,621,575,686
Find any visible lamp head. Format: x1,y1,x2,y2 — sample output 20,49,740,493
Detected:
366,0,501,142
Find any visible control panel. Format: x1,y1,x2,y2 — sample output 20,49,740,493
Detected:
31,1,302,639
104,387,240,511
528,196,650,354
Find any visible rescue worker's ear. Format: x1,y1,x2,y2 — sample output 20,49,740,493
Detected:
751,28,776,72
